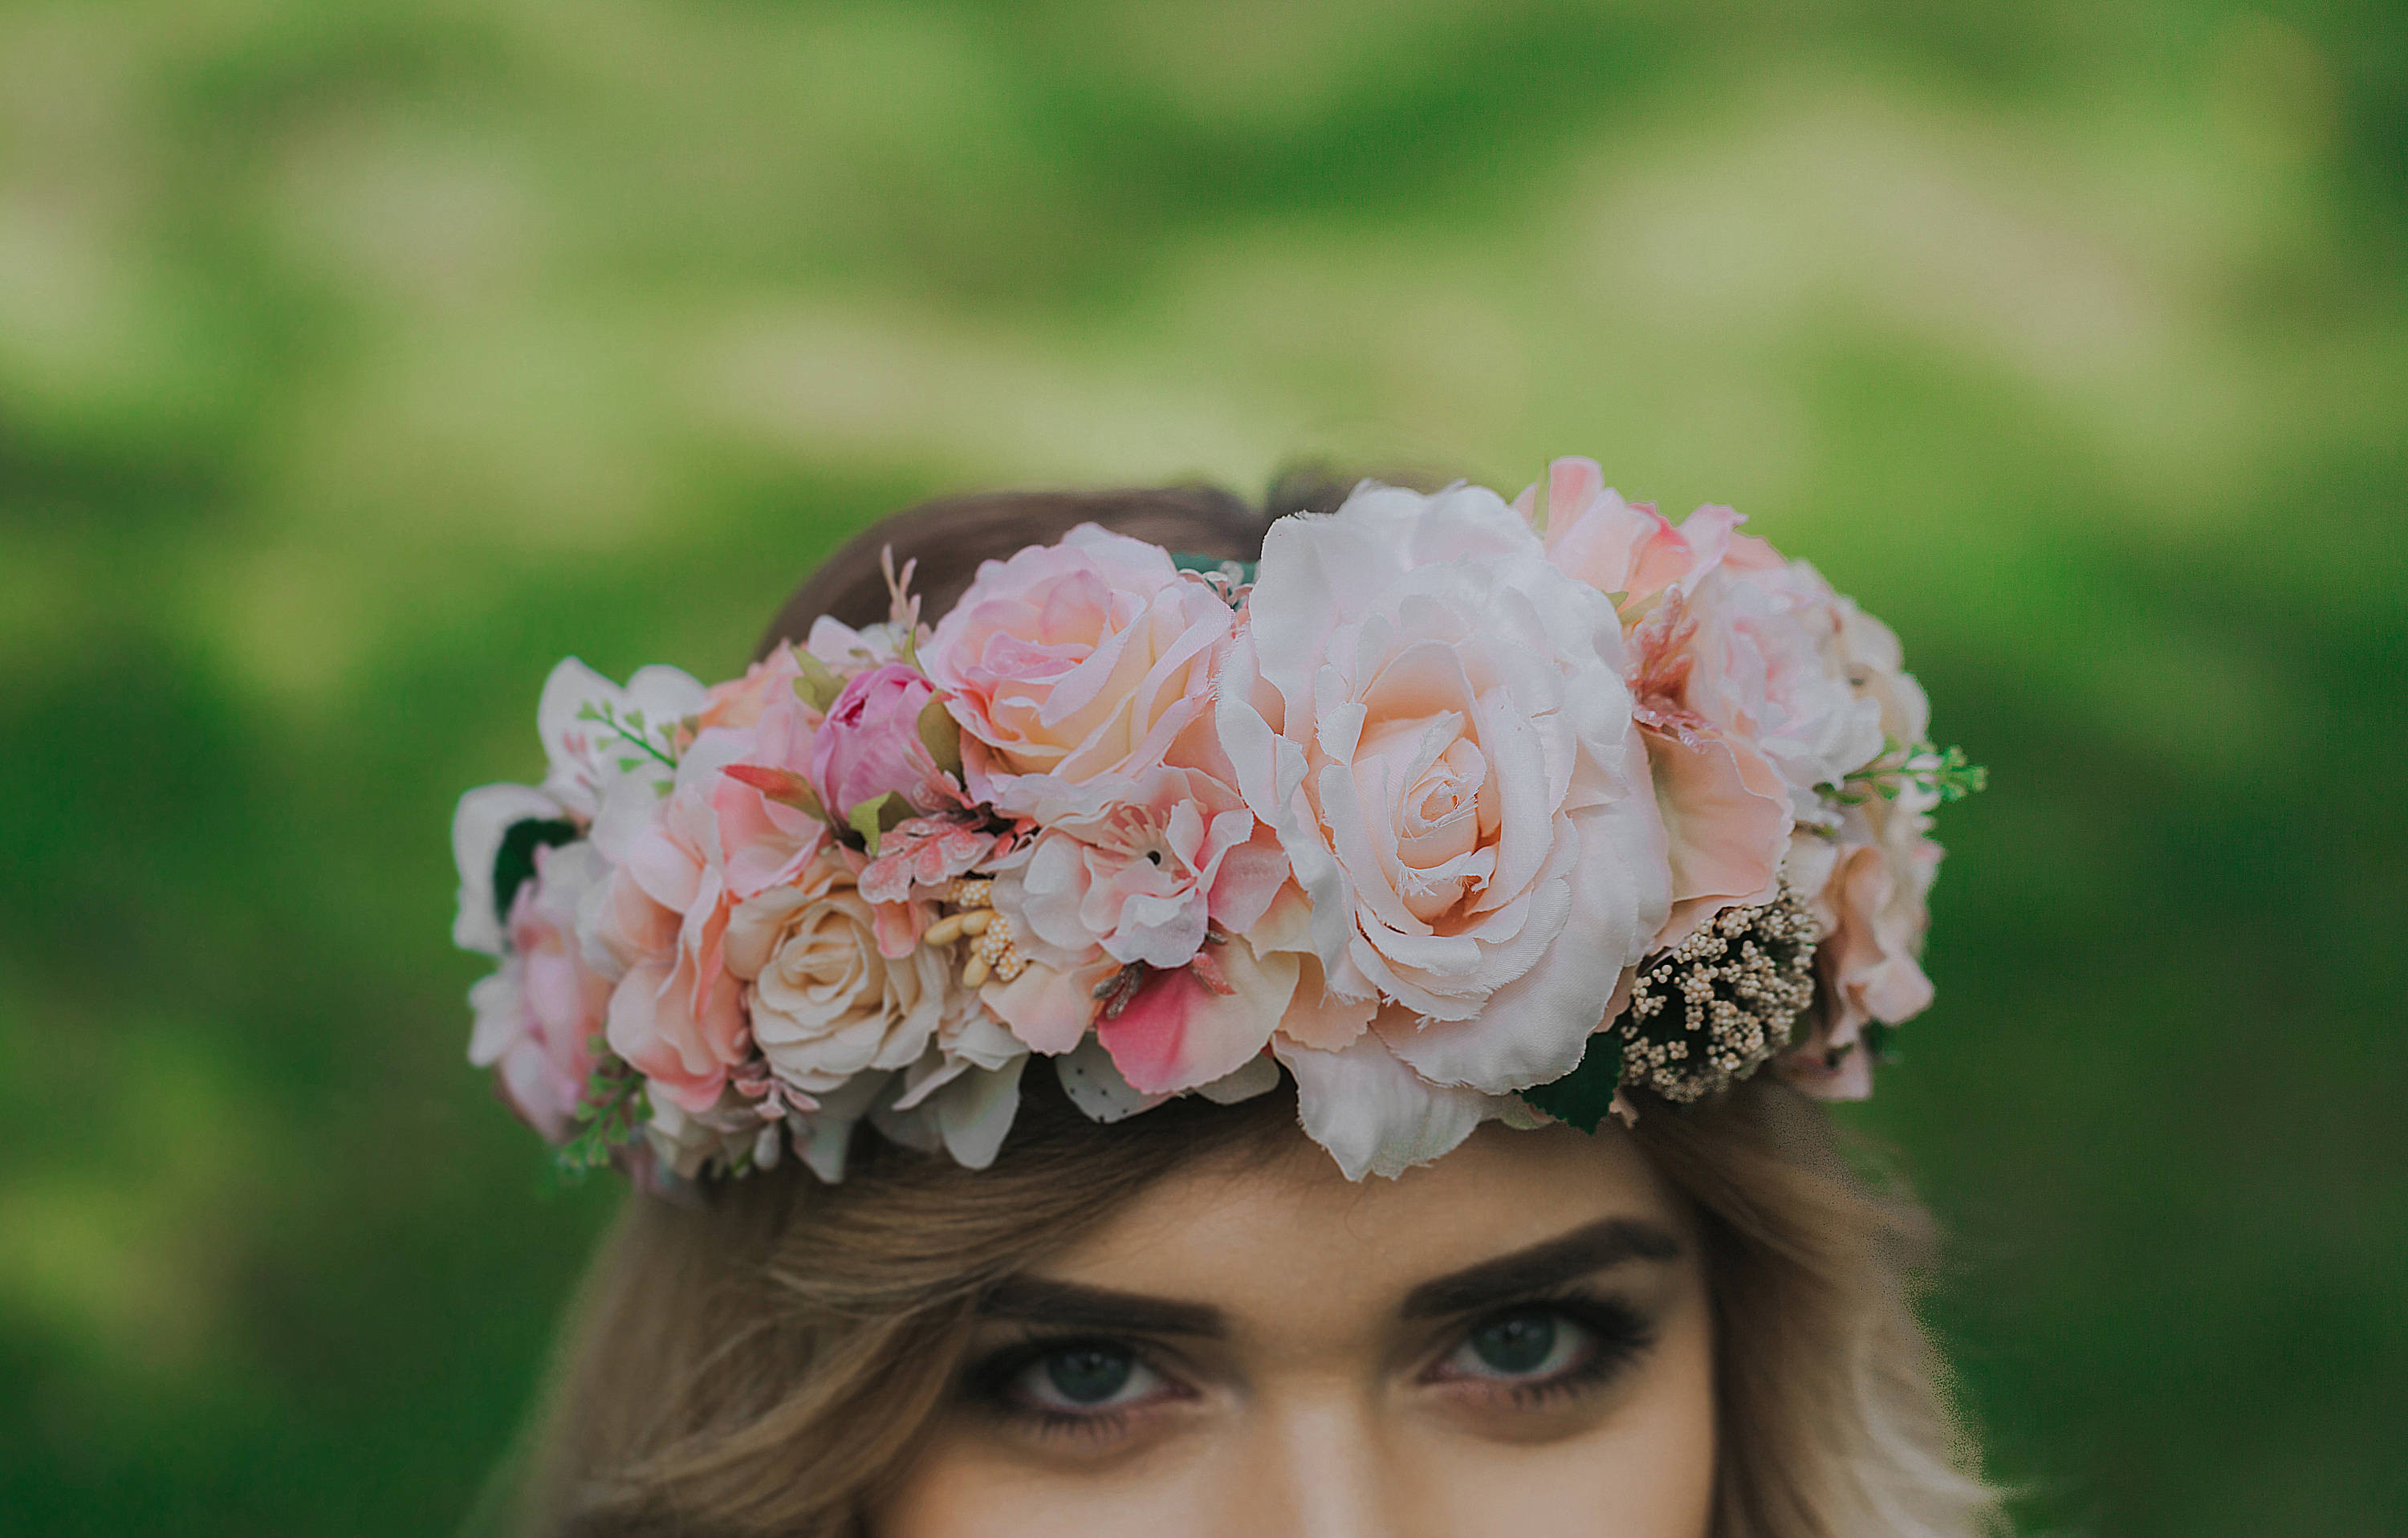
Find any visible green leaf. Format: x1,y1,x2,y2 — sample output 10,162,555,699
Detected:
1518,1032,1625,1134
846,791,906,855
1169,552,1258,587
917,694,963,778
491,818,580,931
1861,1020,1901,1064
792,647,844,712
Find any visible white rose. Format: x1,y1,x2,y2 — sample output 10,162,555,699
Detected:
1218,482,1671,1109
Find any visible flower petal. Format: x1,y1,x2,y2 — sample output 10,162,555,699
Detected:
1099,938,1299,1094
1275,1030,1504,1181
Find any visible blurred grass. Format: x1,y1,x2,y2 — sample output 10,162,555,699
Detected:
2,1,2403,1532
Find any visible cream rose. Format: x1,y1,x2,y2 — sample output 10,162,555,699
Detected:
723,861,953,1096
1218,482,1671,1105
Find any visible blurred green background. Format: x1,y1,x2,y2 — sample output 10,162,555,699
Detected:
2,1,2402,1532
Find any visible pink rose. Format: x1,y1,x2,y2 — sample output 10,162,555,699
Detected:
1518,456,1739,608
1625,594,1793,947
1524,456,1885,800
468,840,612,1142
694,644,804,733
809,662,961,820
1217,482,1671,1119
1831,593,1931,749
921,524,1235,819
1681,554,1885,801
588,730,764,1112
1524,458,1886,947
604,952,748,1116
1774,583,1943,1099
710,675,834,903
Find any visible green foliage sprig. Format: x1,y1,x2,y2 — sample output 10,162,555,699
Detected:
1828,738,1989,806
555,1044,650,1182
575,698,681,775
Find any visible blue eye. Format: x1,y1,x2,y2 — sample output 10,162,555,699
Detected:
1044,1347,1133,1404
1444,1308,1589,1381
1012,1344,1165,1412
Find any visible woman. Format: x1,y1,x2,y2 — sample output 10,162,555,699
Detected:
454,468,2003,1536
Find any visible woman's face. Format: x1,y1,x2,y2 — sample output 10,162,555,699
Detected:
872,1119,1717,1538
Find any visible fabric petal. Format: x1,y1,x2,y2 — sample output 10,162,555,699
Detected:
1054,1036,1170,1124
933,1056,1028,1168
1275,1030,1503,1181
1194,1052,1282,1105
1099,938,1299,1094
450,783,566,954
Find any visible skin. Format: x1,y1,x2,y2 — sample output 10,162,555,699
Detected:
871,1118,1717,1538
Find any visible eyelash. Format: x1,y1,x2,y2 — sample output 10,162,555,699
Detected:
1426,1291,1657,1411
963,1292,1656,1442
964,1336,1189,1442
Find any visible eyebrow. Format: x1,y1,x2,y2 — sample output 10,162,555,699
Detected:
975,1217,1681,1338
1398,1217,1682,1320
976,1277,1228,1338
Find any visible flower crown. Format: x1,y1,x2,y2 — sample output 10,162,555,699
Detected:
452,462,1983,1186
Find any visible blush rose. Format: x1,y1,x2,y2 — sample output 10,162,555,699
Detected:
1218,482,1671,1113
921,524,1235,820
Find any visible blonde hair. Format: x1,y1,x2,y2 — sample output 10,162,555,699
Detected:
492,1077,2000,1536
483,485,2006,1537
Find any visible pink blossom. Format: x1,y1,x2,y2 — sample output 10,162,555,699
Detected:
604,953,750,1115
1625,593,1792,947
695,644,805,733
921,524,1235,819
1019,763,1289,971
468,841,612,1142
713,682,831,901
585,729,767,1111
1094,934,1300,1095
859,816,1003,906
1778,792,1942,1101
1524,458,1883,800
1523,456,1891,948
1680,556,1883,800
1516,457,1738,609
809,663,961,820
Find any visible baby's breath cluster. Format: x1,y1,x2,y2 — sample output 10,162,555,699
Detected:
1618,888,1821,1102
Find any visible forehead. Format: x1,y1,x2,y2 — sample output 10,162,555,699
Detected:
1024,1120,1691,1329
